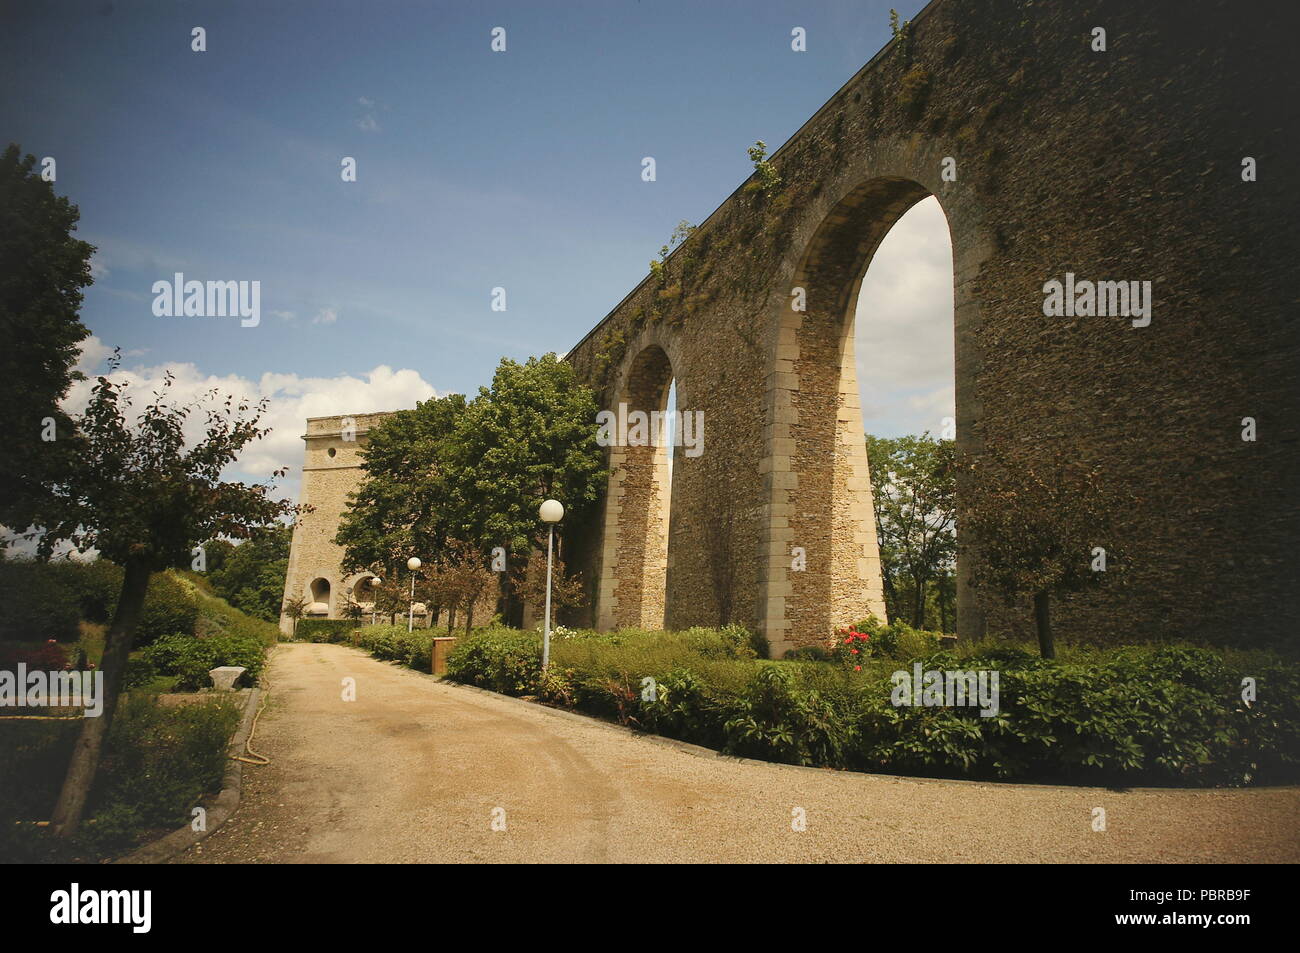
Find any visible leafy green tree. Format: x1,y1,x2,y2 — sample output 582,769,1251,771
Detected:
35,359,296,835
963,449,1128,659
0,144,94,536
866,433,956,628
338,354,605,625
336,393,468,578
207,524,291,620
282,593,308,637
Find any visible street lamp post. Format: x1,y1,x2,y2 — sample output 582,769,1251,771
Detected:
370,576,382,626
406,557,421,633
538,499,564,670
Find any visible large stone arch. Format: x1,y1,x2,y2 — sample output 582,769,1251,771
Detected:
565,0,1296,654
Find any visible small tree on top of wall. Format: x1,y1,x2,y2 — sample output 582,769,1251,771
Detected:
963,449,1129,659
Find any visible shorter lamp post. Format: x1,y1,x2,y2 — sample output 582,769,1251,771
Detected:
538,499,564,670
406,557,421,633
369,576,382,625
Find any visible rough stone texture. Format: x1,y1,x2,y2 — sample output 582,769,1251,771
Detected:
280,412,501,635
565,0,1298,653
279,413,394,635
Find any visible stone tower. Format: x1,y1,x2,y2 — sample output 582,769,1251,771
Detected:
280,412,393,635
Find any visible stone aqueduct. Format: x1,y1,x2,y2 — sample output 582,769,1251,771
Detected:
560,0,1296,655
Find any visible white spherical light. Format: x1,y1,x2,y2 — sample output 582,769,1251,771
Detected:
539,499,565,523
407,557,422,571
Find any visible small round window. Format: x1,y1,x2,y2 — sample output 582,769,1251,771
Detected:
327,447,337,458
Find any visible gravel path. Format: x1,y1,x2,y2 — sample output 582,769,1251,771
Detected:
175,642,1300,864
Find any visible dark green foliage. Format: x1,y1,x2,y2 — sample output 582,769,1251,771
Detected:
0,694,239,861
0,560,81,642
1,561,197,645
204,525,291,622
139,632,264,690
444,628,1300,787
0,144,94,535
295,618,362,643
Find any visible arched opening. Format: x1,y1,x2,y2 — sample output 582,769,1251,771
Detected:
853,195,957,633
308,577,331,616
597,344,675,630
764,176,960,653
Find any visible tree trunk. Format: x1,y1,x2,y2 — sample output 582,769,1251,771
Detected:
447,606,456,634
1033,590,1056,659
51,558,152,837
912,575,928,629
464,603,474,634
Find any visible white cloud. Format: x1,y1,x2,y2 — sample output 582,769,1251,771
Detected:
358,115,380,132
312,307,338,325
853,196,955,437
358,96,375,107
65,337,439,505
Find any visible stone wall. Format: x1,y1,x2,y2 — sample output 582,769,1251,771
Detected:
565,0,1297,653
279,413,393,635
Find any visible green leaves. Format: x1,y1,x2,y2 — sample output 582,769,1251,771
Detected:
866,433,957,627
338,354,607,612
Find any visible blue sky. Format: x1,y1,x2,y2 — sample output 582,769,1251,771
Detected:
2,0,947,497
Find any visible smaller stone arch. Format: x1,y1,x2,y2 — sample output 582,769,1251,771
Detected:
594,343,676,630
307,577,332,616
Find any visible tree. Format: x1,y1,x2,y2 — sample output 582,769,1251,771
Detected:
0,144,94,537
866,433,956,628
435,540,497,633
33,359,297,835
514,548,585,625
336,393,468,575
207,524,291,620
282,593,308,637
963,449,1128,659
338,354,605,625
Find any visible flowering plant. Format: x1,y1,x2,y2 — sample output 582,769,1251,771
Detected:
831,627,871,670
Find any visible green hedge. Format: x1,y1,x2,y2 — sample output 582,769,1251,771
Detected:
355,625,435,672
444,627,1300,787
295,618,362,643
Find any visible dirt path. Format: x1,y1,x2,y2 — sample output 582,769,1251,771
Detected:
176,643,1300,863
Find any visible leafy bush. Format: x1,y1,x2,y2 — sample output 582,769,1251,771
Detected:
134,573,200,646
140,632,264,690
443,625,1300,787
0,693,240,860
0,561,81,642
296,618,362,643
356,624,434,672
446,626,542,694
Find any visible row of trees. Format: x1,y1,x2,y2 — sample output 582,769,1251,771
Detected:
334,355,604,627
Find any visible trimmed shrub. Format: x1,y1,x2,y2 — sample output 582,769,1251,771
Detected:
443,625,1300,787
140,631,264,690
296,618,362,643
356,624,434,671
